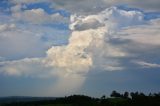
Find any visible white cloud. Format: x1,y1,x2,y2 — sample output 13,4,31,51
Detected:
0,23,16,32
69,14,105,31
0,25,45,59
10,4,69,24
133,60,160,68
117,19,160,46
45,8,133,74
0,22,69,60
16,8,50,24
0,58,53,77
43,6,160,82
51,13,68,23
70,7,144,31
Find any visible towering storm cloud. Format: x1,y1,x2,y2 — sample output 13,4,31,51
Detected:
0,2,160,96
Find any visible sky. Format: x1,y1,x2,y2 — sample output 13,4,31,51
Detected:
0,0,160,97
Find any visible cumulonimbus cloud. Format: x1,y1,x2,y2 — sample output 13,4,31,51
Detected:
1,6,160,95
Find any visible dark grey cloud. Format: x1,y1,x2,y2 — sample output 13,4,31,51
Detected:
10,0,160,14
51,0,160,14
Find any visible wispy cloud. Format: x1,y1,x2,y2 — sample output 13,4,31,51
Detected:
133,60,160,68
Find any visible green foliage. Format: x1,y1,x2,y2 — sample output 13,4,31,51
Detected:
1,91,160,106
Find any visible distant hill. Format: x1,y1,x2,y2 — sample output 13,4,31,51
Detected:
0,96,56,103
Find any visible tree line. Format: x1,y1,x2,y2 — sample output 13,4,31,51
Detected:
1,91,160,106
